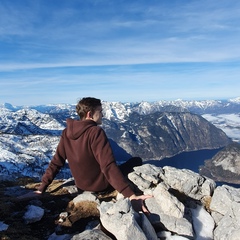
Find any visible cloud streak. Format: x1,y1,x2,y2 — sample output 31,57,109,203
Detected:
0,0,240,105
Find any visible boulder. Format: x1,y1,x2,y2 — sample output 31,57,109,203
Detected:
98,198,150,240
145,197,194,237
210,184,240,216
210,185,240,239
161,166,216,200
23,205,44,224
214,202,240,240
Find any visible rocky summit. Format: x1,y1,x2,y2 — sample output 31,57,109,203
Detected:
1,164,240,240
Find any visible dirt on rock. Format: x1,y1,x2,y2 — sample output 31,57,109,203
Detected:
0,178,105,240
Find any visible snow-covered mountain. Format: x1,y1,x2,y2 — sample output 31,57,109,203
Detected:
1,97,239,141
0,97,239,181
2,96,240,117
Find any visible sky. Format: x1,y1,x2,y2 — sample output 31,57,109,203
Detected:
1,0,240,106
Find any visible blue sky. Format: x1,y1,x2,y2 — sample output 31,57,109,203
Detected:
1,0,240,106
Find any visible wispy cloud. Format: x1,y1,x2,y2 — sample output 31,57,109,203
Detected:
0,0,240,105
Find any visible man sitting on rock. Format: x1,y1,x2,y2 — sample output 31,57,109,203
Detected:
19,97,152,212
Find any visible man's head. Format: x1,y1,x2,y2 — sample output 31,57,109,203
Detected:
76,97,103,125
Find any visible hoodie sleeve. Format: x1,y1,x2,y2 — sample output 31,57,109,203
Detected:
90,127,135,198
38,130,67,193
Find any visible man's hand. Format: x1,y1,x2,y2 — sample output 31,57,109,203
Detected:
129,194,152,214
16,190,42,201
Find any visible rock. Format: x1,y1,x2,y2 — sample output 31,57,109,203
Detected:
71,229,112,240
61,178,79,194
23,204,44,224
214,202,240,240
128,171,152,191
58,192,100,227
0,221,9,231
209,185,240,239
152,182,185,218
128,164,163,193
132,163,163,185
145,197,194,238
72,191,100,205
162,166,216,200
128,165,216,201
210,184,240,216
210,211,223,225
98,198,148,240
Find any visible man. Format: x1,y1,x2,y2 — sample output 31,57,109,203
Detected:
20,97,151,212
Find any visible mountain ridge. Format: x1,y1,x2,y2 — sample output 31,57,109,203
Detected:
0,100,232,182
1,96,240,115
1,97,239,182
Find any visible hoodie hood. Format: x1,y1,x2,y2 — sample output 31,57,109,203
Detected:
66,118,97,140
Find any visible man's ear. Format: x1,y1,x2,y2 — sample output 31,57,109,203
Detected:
86,111,92,119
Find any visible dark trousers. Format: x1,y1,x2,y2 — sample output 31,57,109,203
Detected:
118,157,142,176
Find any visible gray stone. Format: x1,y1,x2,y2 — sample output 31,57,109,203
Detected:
210,184,240,215
23,205,44,224
128,164,164,192
153,182,185,218
145,197,194,237
72,191,100,205
98,198,148,240
71,229,112,240
214,202,240,240
162,166,216,200
63,185,78,194
133,164,163,185
61,178,79,194
128,171,152,191
211,211,223,225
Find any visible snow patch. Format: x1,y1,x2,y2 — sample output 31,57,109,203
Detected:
191,205,214,240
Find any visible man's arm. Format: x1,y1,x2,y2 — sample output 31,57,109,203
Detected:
37,131,67,193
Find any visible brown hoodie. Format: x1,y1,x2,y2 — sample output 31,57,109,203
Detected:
38,119,134,198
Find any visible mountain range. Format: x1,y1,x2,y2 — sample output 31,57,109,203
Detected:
0,97,239,183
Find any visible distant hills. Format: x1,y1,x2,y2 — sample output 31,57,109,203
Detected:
200,142,240,184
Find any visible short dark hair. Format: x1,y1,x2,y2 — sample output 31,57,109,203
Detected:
76,97,102,119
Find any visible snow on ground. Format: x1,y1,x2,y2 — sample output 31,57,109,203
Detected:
191,205,215,240
202,113,240,142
